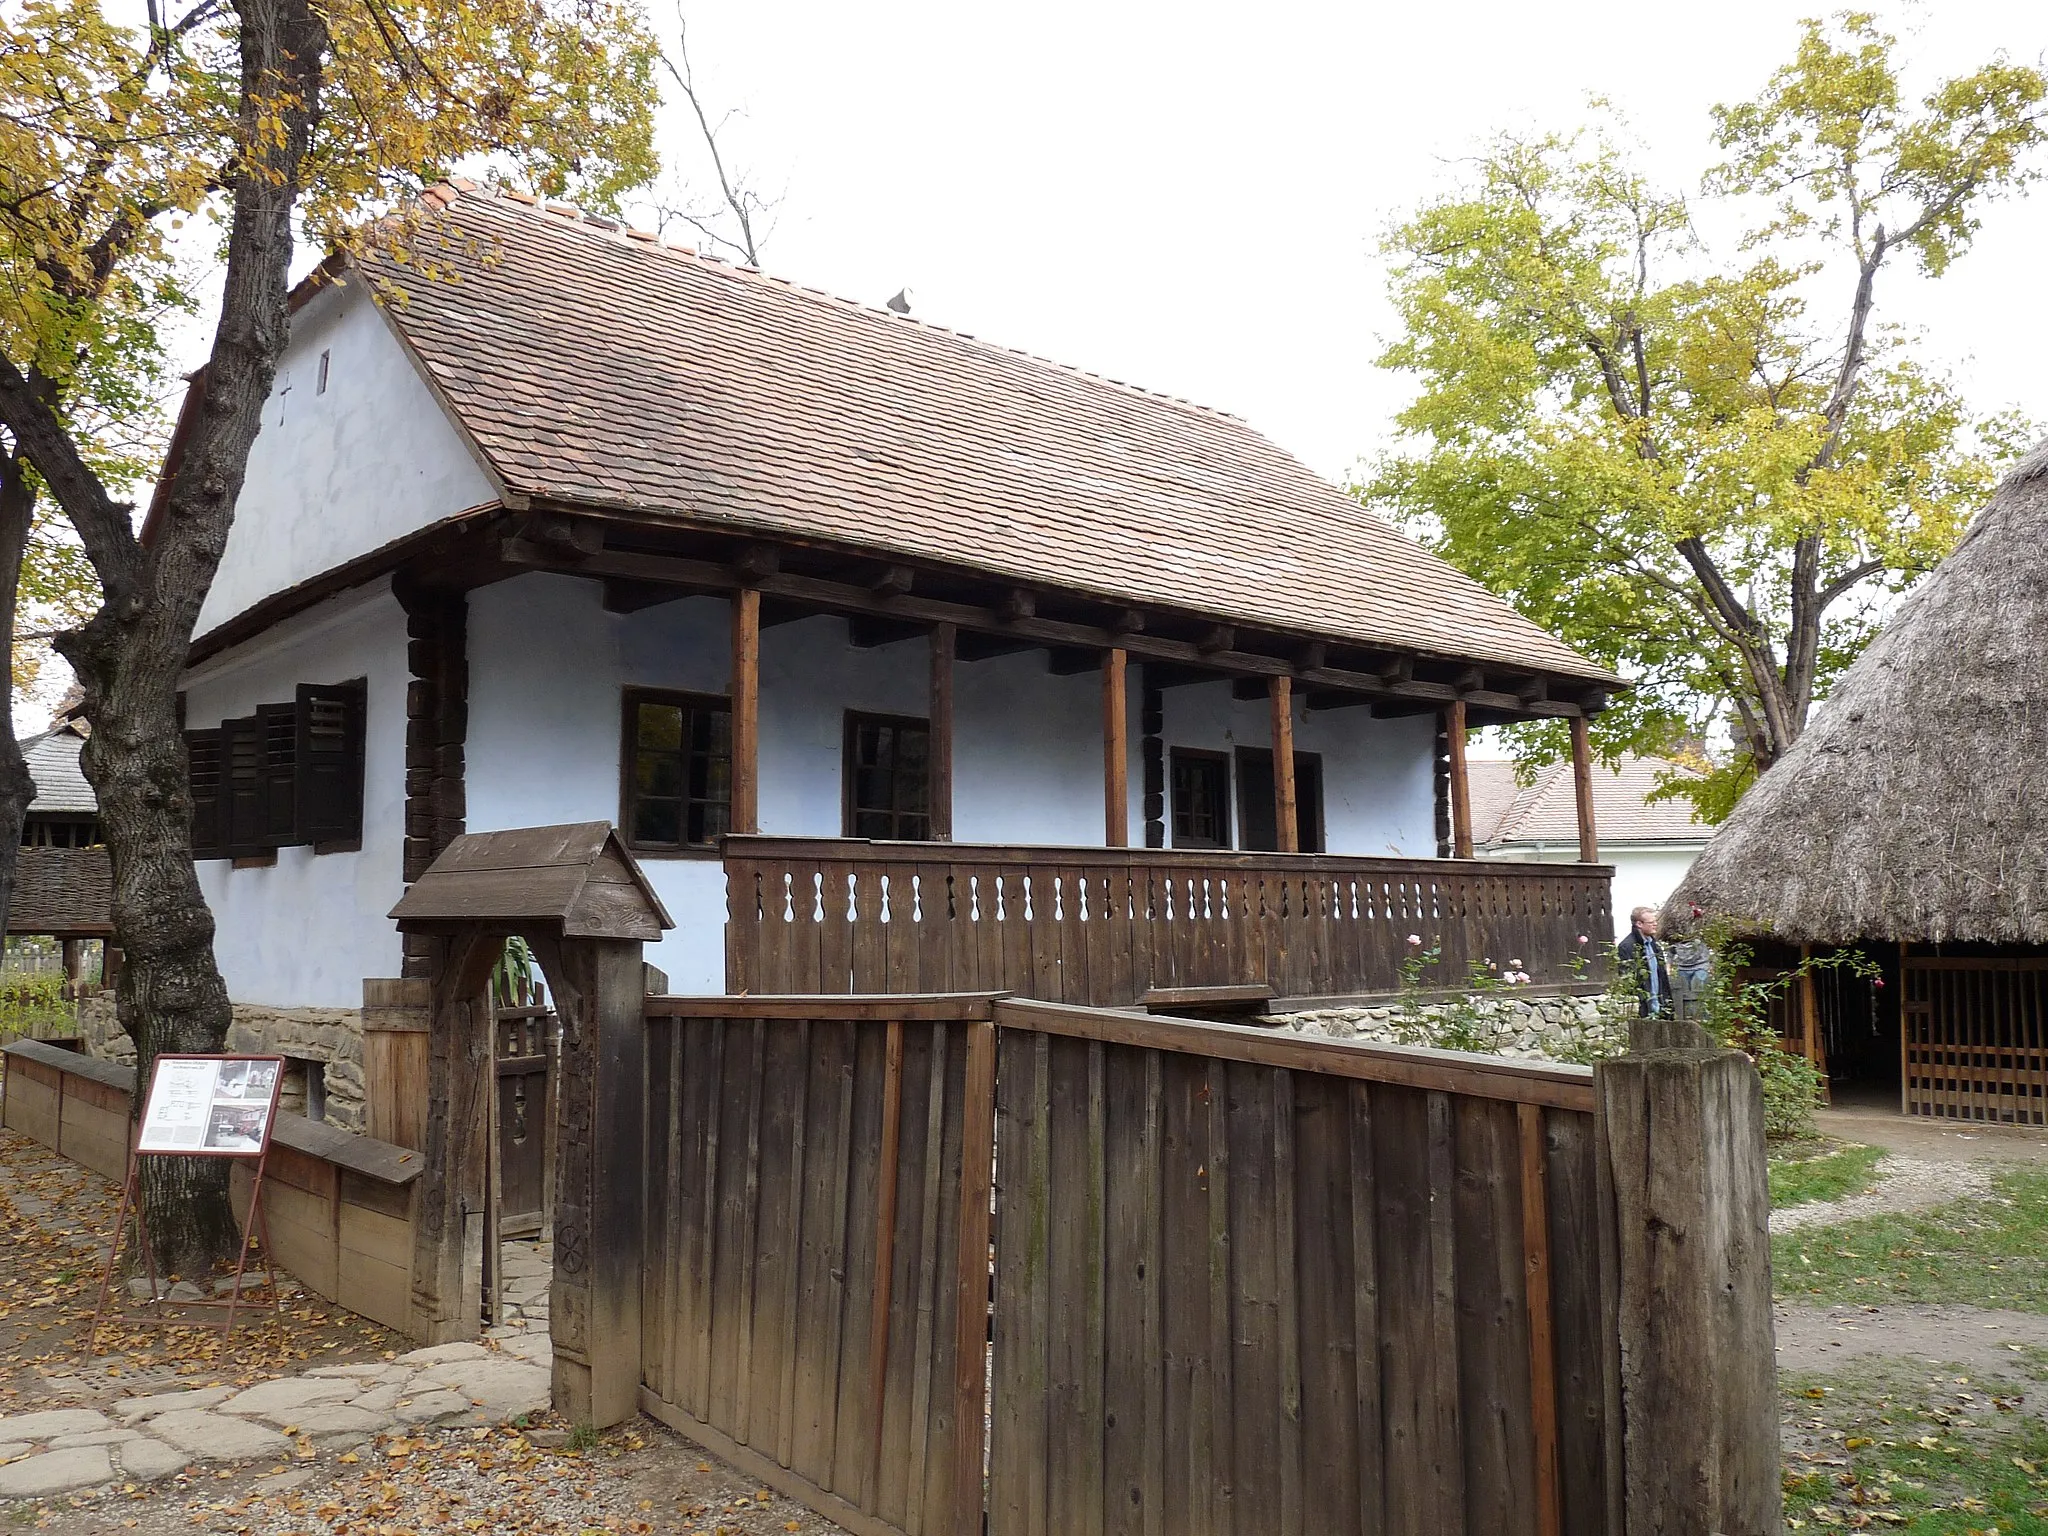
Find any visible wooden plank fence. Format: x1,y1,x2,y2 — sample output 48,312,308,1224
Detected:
638,995,997,1536
723,837,1612,1005
986,999,1607,1536
632,992,1780,1536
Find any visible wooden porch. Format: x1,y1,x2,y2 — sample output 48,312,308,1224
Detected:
724,836,1612,1006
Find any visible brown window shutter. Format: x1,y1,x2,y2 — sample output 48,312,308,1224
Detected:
260,701,299,845
295,679,366,845
224,715,267,857
187,729,225,858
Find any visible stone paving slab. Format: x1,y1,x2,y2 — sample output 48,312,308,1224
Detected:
0,1444,112,1497
111,1386,234,1423
149,1409,294,1462
0,1236,563,1502
115,1437,190,1482
0,1409,109,1440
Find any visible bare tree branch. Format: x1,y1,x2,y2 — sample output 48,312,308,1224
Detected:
657,10,773,266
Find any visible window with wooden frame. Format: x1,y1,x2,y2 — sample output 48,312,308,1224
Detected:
621,688,732,853
187,679,366,860
843,712,931,840
1234,746,1326,853
1169,748,1231,849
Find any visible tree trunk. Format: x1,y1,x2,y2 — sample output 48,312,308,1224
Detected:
0,451,39,932
41,0,330,1277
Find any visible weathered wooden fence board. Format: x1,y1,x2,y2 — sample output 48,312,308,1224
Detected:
983,1002,1603,1536
640,1004,989,1536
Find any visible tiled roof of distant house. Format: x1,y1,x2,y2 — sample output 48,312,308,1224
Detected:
1470,756,1707,847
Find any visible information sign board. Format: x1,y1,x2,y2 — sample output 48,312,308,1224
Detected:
135,1054,284,1156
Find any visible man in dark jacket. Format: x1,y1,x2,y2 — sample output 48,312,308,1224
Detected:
1616,905,1673,1018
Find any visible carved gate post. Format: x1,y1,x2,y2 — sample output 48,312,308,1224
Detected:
531,935,646,1428
391,824,673,1426
409,932,497,1342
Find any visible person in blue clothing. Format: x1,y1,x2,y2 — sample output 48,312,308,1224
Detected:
1616,905,1674,1018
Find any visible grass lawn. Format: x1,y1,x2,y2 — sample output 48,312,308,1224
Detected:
1774,1169,2048,1313
1774,1142,1888,1210
1783,1354,2048,1532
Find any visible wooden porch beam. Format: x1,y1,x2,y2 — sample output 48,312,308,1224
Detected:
929,623,955,841
500,541,1599,718
1271,675,1299,853
1445,698,1474,859
1570,714,1600,863
730,588,761,835
1104,647,1129,847
601,578,684,614
846,615,925,649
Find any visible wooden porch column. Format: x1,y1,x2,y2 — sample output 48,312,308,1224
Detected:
1269,675,1299,853
1102,647,1128,847
730,587,761,834
928,622,955,840
1570,714,1600,862
1445,698,1474,858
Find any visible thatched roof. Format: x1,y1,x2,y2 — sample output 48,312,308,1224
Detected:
1669,442,2048,946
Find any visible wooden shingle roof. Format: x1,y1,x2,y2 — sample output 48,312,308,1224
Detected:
389,823,672,940
356,184,1617,686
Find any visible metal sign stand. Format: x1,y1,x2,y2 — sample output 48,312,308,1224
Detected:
88,1054,287,1351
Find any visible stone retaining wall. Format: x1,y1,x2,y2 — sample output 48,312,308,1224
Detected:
76,997,368,1132
1276,989,1632,1065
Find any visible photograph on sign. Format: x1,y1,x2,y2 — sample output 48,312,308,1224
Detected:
136,1055,283,1156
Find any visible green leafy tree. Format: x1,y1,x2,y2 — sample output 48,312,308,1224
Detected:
1364,13,2046,817
0,0,659,1269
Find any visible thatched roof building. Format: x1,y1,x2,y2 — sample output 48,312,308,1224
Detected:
1670,442,2048,947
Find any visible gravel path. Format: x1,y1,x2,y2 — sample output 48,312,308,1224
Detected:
1777,1301,2048,1376
1771,1152,1995,1233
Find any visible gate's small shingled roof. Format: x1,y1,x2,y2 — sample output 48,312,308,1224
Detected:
353,183,1616,686
1669,440,2048,946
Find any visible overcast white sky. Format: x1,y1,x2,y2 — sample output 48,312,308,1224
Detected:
650,0,2048,481
24,1,2043,735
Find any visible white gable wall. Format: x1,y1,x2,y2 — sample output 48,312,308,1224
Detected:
464,574,1442,991
196,282,496,635
182,580,410,1006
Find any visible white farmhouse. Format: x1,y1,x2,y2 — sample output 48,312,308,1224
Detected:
138,181,1620,1101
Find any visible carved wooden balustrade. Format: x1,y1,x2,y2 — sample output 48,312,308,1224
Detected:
723,837,1611,1005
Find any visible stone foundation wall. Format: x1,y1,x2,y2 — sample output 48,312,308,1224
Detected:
74,996,368,1132
1276,990,1631,1066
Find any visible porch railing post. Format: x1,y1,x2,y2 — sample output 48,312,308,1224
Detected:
1103,647,1129,847
731,587,761,835
1570,714,1600,864
1446,699,1474,859
929,622,956,841
1270,675,1298,853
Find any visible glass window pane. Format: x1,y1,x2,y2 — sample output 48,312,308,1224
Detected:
633,798,681,847
637,751,683,797
636,702,683,752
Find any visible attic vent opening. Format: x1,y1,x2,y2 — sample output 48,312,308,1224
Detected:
317,349,330,394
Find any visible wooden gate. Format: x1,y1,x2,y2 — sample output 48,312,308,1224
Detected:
1905,956,2048,1124
495,1003,553,1236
